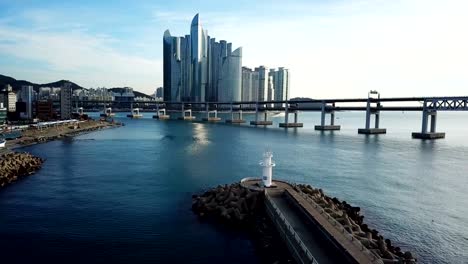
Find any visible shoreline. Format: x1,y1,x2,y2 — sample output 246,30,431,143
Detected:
0,119,122,188
4,120,122,151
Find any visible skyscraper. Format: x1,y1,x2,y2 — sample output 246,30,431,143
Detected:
60,83,73,119
241,66,290,104
254,66,269,102
163,14,242,103
18,85,33,119
272,67,290,104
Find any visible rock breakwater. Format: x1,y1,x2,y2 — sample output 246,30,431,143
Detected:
192,183,263,223
294,184,417,263
0,152,44,188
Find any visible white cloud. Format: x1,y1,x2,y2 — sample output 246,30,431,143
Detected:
0,25,161,94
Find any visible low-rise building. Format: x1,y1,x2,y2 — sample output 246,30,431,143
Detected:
36,100,56,121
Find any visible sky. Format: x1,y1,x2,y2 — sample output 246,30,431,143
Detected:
0,0,467,98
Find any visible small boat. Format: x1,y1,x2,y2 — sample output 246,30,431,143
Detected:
0,139,5,148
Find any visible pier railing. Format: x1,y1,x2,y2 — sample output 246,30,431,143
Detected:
265,193,319,264
294,190,385,264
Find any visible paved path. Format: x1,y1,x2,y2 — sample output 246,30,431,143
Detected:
242,179,381,264
268,190,341,264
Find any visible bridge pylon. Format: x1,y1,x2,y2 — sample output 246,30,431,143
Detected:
177,103,196,121
279,101,303,128
315,102,340,130
250,102,273,126
412,101,445,139
226,103,245,123
358,91,387,134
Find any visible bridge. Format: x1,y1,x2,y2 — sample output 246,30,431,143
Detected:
73,94,468,140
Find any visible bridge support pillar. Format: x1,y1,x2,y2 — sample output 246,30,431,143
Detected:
202,109,221,122
153,107,170,120
412,110,445,139
226,104,245,124
280,102,303,128
358,99,386,134
177,104,195,121
315,102,340,130
251,103,273,126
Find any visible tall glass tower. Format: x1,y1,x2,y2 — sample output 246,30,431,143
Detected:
163,14,242,103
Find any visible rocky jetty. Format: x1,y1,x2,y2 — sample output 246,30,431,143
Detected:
294,184,417,263
192,183,295,263
0,152,44,188
192,183,263,223
18,121,121,146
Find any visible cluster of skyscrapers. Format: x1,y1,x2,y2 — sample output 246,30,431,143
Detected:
163,14,289,103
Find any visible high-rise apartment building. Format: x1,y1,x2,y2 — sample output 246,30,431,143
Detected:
60,83,73,119
163,14,242,103
6,85,17,113
155,87,163,99
18,85,33,119
241,67,290,103
271,67,290,105
254,66,269,102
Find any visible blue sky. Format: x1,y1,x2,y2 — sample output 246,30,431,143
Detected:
0,0,467,98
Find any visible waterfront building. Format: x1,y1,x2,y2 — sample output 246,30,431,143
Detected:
18,85,33,119
254,66,269,102
271,67,290,105
155,87,163,100
0,102,6,125
60,83,73,119
36,100,55,120
113,87,135,102
241,67,253,101
241,66,290,105
163,14,242,103
7,86,17,113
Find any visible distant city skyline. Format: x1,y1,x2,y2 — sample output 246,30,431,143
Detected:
0,0,467,98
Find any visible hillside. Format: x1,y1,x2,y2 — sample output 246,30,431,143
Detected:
0,74,152,99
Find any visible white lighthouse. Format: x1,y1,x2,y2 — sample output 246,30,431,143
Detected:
259,151,276,187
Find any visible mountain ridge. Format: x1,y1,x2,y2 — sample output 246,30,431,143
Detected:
0,74,153,99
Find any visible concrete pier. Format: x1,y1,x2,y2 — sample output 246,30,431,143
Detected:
202,110,221,122
153,108,170,120
177,107,196,121
241,179,387,264
358,95,386,134
226,109,245,124
251,109,273,126
412,109,445,139
315,102,340,131
279,103,303,127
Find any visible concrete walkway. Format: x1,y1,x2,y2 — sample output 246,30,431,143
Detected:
268,190,342,264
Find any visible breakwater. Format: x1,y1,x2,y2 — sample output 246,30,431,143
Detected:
0,152,43,188
15,120,122,148
192,183,263,223
294,184,416,263
193,181,417,264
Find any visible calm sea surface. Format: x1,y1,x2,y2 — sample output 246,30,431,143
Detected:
0,111,467,263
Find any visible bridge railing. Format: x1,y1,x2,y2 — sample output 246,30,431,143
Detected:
265,194,319,264
295,190,385,264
